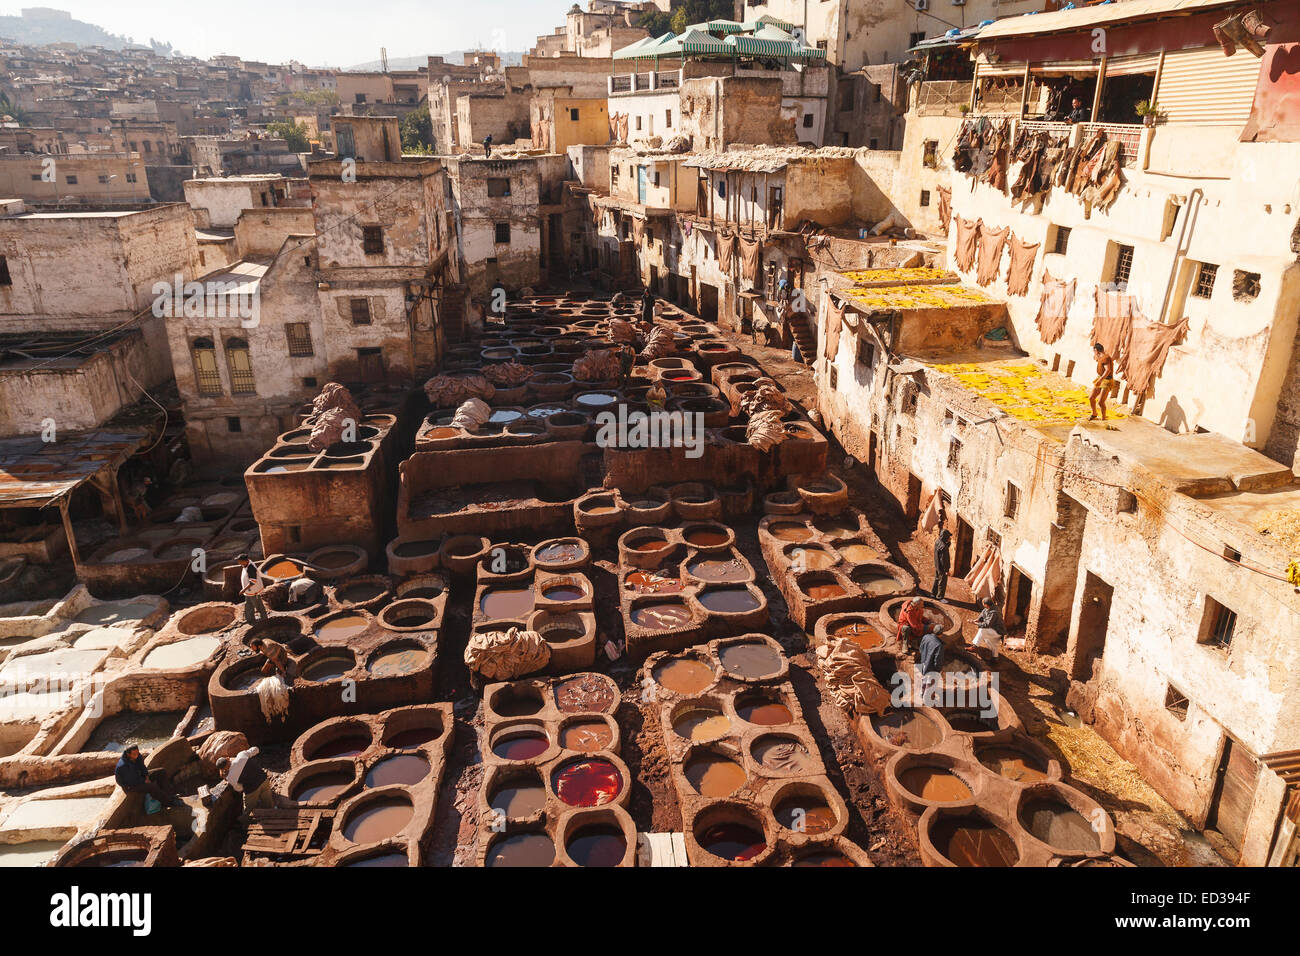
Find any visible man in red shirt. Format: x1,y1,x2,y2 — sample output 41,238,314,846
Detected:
897,597,927,646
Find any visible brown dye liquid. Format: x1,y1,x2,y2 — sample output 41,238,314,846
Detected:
831,621,884,650
1021,798,1100,852
390,613,433,628
685,557,747,582
719,642,781,678
979,748,1048,784
301,654,353,682
899,766,973,802
654,658,714,695
552,758,623,806
629,538,670,552
316,614,368,641
697,822,765,861
631,602,692,629
871,710,942,750
753,737,814,773
943,710,996,733
685,528,730,547
561,720,613,752
838,543,879,563
492,731,549,761
737,699,793,726
384,726,440,748
543,626,584,644
394,540,439,557
698,588,760,613
368,647,425,677
684,753,747,797
815,516,859,534
774,796,837,834
793,851,856,867
264,559,302,579
805,582,848,600
365,753,429,788
794,548,837,570
673,709,732,741
566,826,627,867
343,799,413,843
426,426,460,439
543,585,585,602
932,817,1019,867
536,542,582,563
310,734,371,759
486,833,555,867
399,587,442,600
857,574,898,597
555,674,617,713
292,772,354,803
490,782,547,818
624,571,685,593
769,522,813,542
340,582,386,603
315,550,356,569
480,588,534,618
344,852,407,867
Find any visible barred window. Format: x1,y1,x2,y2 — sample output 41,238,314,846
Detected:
1192,262,1217,299
191,337,222,396
225,337,256,394
350,297,372,325
286,322,313,357
362,226,384,255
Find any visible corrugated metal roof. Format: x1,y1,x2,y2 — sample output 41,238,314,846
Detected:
976,0,1247,40
0,430,145,508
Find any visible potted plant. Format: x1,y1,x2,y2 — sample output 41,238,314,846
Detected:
958,103,971,115
1134,100,1162,127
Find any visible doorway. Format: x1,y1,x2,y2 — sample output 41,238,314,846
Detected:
954,516,974,577
1071,572,1113,681
699,283,719,322
1006,566,1034,630
1207,735,1259,856
356,347,385,383
904,473,922,521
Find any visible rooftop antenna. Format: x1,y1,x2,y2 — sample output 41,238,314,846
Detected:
381,47,389,73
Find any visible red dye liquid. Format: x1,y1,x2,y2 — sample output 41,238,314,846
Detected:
384,726,440,748
493,732,550,761
697,822,766,861
552,758,623,807
310,735,371,759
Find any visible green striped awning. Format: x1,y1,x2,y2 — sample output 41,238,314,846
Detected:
613,32,678,60
704,19,747,34
723,34,826,59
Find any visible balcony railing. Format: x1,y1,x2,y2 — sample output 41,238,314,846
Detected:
915,80,971,116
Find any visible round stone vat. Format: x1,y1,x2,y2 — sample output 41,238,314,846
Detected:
380,705,446,750
651,654,717,696
377,599,440,632
300,719,374,761
557,806,635,868
490,722,554,763
484,828,556,867
691,804,772,865
716,637,785,682
487,682,546,720
283,758,362,805
887,751,981,814
770,779,845,837
921,806,1021,868
1015,782,1114,857
366,640,430,678
339,790,415,845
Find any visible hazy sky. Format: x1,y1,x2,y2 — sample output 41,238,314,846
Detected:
8,1,571,66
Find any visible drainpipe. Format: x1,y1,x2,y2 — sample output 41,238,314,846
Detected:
1158,186,1201,325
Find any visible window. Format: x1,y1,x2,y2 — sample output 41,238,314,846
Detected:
191,337,222,396
29,174,41,181
354,93,367,104
611,165,620,186
947,437,962,469
869,138,878,149
97,174,110,184
1111,243,1134,291
0,256,10,286
125,172,137,183
635,116,642,131
900,382,917,413
65,175,77,185
487,177,511,197
1050,225,1071,255
857,338,875,368
349,297,372,325
226,416,242,433
1192,262,1217,299
1004,481,1021,519
570,108,580,121
802,114,814,129
654,172,661,187
665,109,672,126
285,322,313,357
495,222,511,244
1233,270,1261,301
920,190,931,207
839,86,854,111
302,376,317,388
143,140,152,154
225,338,256,394
1164,685,1189,721
362,226,384,255
909,31,926,47
1199,597,1237,649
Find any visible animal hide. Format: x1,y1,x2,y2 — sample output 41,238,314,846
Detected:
1005,234,1040,296
1035,271,1076,345
975,224,1009,286
953,217,980,272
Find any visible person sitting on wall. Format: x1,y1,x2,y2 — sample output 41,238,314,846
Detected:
215,747,274,813
972,597,1007,661
897,596,927,647
237,554,268,624
1088,342,1117,422
249,635,291,681
483,133,493,159
115,744,179,810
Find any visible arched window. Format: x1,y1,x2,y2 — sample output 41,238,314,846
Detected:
191,337,222,396
225,337,256,394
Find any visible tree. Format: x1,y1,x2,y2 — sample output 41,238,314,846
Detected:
400,105,435,154
267,120,310,153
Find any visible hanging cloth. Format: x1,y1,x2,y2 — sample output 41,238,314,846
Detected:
1092,285,1137,361
716,231,736,274
953,217,980,272
975,224,1009,287
738,237,762,284
824,297,846,362
1121,315,1190,397
1034,271,1075,345
936,185,952,232
1005,234,1040,296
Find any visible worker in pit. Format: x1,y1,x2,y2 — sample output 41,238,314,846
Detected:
1088,342,1117,422
215,747,274,813
249,635,291,681
237,553,268,624
897,596,927,647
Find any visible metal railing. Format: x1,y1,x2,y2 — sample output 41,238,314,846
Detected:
915,80,971,116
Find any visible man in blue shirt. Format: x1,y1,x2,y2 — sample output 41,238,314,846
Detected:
114,745,179,809
918,623,946,678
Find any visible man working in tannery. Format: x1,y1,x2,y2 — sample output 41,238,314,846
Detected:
249,635,291,681
1089,342,1117,422
918,622,946,683
972,597,1007,662
237,553,269,624
897,596,927,647
215,746,275,813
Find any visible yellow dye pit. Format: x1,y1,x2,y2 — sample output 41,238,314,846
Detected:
844,284,995,311
840,267,955,287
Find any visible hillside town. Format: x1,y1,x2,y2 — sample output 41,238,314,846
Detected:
0,0,1297,884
